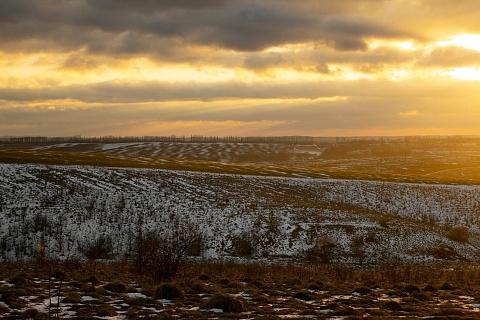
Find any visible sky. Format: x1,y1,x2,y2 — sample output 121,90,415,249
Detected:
1,0,480,137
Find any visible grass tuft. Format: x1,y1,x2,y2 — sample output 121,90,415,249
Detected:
202,293,247,313
61,292,82,303
155,283,186,300
293,291,313,301
382,300,402,311
103,281,128,293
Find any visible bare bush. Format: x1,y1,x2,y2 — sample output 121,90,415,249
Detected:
229,233,255,257
79,236,113,261
351,236,365,265
304,235,337,264
79,236,112,290
131,215,202,282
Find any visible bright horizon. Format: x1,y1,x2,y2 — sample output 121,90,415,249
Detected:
1,0,480,137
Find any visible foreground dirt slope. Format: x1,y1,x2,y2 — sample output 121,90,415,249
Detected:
2,261,480,319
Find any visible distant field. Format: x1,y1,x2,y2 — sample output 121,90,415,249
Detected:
2,145,480,185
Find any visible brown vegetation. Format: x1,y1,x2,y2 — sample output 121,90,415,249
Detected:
1,260,480,319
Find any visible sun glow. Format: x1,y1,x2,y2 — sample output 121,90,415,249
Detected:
437,34,480,52
444,66,480,80
395,41,416,50
367,40,419,50
400,110,419,117
391,70,412,81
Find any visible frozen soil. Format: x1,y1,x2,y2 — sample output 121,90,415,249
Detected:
2,261,480,319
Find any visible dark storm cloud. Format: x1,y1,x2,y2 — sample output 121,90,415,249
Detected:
0,2,28,25
0,0,404,55
86,0,229,12
194,4,394,52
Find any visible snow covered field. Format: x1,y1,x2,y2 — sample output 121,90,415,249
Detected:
30,141,293,163
1,163,480,263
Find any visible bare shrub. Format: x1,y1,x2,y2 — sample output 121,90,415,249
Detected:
79,236,113,261
229,233,255,257
131,215,202,282
304,236,337,264
79,235,113,289
351,236,365,265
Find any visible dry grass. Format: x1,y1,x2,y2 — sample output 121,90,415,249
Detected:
2,260,480,319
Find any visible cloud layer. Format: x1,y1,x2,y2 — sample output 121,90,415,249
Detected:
1,0,480,136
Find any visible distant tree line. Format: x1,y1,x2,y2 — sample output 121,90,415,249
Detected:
1,134,478,146
0,135,185,143
0,135,315,144
190,135,314,143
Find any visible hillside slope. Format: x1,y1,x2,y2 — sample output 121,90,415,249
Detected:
1,164,479,263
